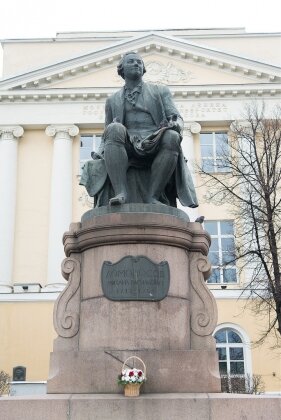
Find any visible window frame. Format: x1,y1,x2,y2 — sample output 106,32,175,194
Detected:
213,324,252,392
200,131,230,173
205,220,237,284
216,329,245,376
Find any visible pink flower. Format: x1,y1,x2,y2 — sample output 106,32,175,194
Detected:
138,371,143,377
129,371,134,377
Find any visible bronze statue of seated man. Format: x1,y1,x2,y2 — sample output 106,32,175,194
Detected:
80,52,198,209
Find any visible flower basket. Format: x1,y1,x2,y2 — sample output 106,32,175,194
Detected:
118,356,146,397
124,382,142,397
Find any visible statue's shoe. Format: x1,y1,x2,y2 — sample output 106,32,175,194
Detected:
109,194,127,206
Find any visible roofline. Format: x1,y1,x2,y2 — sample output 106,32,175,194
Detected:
57,27,247,34
1,28,281,44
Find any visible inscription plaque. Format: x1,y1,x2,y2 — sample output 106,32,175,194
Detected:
101,256,170,301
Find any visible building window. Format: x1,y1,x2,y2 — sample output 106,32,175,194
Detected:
200,132,230,172
80,134,102,172
215,327,247,392
205,220,237,284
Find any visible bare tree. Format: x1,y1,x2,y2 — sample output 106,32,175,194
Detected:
200,103,281,344
221,373,265,394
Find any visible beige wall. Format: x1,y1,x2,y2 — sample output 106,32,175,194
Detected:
2,40,115,77
0,302,55,381
193,36,281,66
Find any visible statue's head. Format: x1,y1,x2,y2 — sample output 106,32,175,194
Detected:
117,52,146,80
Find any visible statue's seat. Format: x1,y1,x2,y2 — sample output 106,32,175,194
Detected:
95,164,176,208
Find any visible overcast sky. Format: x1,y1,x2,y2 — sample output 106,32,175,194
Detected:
0,0,280,77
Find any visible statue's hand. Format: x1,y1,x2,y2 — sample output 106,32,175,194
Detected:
168,120,181,133
167,114,181,133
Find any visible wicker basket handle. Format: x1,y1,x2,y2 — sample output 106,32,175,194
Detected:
122,356,146,377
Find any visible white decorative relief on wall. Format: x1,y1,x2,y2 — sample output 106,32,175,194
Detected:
113,60,195,84
144,61,195,84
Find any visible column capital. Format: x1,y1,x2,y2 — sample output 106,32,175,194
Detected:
184,122,201,135
0,125,24,140
45,124,79,138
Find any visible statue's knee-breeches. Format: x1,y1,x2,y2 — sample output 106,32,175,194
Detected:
104,122,127,145
161,130,181,153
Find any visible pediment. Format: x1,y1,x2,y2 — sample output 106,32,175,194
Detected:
46,53,260,89
0,32,280,92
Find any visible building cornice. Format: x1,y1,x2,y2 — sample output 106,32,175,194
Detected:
0,83,280,103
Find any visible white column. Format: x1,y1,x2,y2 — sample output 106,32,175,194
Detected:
44,125,79,291
0,126,24,292
179,122,201,221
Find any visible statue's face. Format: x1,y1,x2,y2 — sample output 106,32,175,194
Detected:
122,53,144,81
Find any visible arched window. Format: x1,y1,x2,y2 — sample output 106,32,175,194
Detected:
214,325,252,392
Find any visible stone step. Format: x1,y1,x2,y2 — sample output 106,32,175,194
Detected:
0,393,280,420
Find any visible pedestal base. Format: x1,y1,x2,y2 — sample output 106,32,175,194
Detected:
1,394,280,420
47,350,220,393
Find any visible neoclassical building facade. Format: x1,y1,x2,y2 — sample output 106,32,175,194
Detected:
0,28,280,393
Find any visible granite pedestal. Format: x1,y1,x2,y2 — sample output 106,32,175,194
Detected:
47,204,221,394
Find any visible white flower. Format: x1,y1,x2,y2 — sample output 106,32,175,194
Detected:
119,366,146,385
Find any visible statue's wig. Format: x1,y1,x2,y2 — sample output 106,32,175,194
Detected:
117,52,146,79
